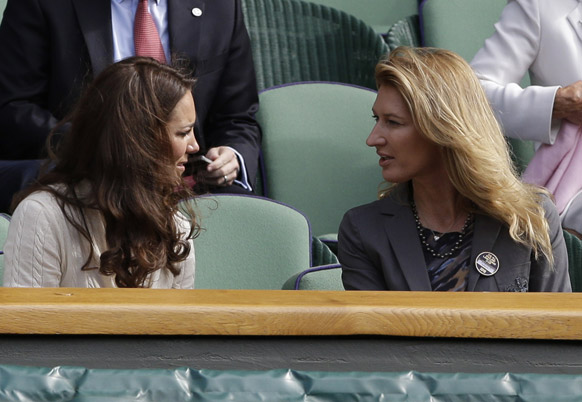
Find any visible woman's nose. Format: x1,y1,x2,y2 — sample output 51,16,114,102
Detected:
187,134,200,154
366,126,383,147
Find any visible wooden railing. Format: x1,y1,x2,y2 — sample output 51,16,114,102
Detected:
0,288,581,339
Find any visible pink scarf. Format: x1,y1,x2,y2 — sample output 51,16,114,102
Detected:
522,121,582,214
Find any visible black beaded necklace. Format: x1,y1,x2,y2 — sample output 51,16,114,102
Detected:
411,201,473,259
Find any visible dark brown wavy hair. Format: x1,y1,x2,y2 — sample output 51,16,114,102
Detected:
14,56,198,287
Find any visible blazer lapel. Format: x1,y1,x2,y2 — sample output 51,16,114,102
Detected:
381,188,432,291
466,213,502,291
567,1,582,44
73,0,113,76
168,0,203,67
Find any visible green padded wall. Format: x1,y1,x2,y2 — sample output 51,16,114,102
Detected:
308,0,419,34
2,366,582,400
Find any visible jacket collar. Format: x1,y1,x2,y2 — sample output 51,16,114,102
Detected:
466,213,502,291
168,0,204,70
73,0,113,76
379,184,432,291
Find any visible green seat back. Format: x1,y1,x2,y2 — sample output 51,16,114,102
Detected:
419,0,534,171
184,195,311,289
506,137,536,176
386,15,421,50
306,0,418,34
241,0,388,91
311,236,338,266
258,82,382,237
563,230,582,292
0,0,6,20
0,213,10,285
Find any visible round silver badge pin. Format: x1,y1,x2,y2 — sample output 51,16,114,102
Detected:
475,251,500,277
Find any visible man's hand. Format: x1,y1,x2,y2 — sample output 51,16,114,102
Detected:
203,146,240,186
553,80,582,125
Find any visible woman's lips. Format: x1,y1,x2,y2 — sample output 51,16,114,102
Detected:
378,154,394,167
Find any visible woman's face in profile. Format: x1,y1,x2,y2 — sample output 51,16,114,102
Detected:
167,92,199,176
367,85,443,183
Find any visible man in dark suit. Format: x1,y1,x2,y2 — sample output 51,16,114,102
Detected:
0,0,261,211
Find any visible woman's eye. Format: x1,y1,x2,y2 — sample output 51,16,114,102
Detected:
371,115,379,122
388,120,402,126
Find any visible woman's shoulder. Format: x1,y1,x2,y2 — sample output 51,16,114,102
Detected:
537,191,560,224
342,196,403,225
11,184,86,227
13,189,61,215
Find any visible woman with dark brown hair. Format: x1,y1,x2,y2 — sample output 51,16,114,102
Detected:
3,57,198,288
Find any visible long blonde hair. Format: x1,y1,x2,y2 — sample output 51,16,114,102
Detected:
376,46,553,265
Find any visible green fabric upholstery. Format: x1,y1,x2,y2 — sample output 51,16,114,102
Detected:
0,213,10,285
2,366,582,400
0,0,6,20
282,263,343,290
506,137,536,175
564,230,582,292
258,82,382,237
419,0,534,171
183,195,311,289
307,0,419,34
311,236,338,266
241,0,388,91
386,15,421,50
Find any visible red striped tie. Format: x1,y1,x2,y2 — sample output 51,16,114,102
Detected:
134,0,167,63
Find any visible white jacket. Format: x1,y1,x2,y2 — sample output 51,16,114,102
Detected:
471,0,582,144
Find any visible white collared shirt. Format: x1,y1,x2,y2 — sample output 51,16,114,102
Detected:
111,0,170,63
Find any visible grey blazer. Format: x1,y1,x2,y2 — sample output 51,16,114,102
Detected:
338,185,571,292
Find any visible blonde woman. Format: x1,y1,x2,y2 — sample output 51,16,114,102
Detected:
338,47,571,292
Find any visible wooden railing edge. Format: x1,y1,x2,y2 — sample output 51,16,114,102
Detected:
0,288,580,339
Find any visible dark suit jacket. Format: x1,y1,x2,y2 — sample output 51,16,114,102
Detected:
338,185,571,292
0,0,261,183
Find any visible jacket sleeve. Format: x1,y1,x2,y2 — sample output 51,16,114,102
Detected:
202,0,261,185
0,0,61,159
529,194,572,292
338,209,388,291
470,0,559,144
